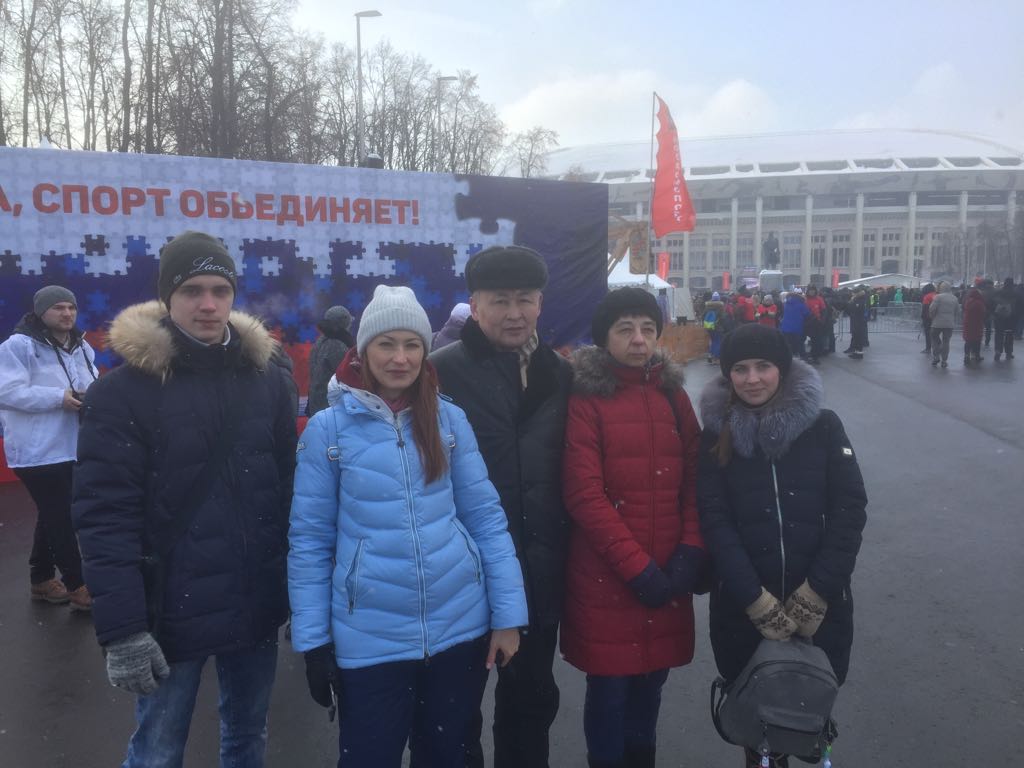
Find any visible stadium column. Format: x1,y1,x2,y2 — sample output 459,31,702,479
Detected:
959,191,969,236
853,193,864,279
1008,190,1016,230
754,196,763,270
683,232,691,290
803,194,813,287
730,196,739,277
906,191,917,276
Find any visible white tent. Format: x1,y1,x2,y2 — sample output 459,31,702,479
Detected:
606,257,695,320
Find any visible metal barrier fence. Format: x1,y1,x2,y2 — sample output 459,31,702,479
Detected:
835,301,962,337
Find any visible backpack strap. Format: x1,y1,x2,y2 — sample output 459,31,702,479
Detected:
710,676,735,745
327,404,342,495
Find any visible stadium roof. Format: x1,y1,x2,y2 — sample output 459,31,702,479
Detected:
540,128,1024,183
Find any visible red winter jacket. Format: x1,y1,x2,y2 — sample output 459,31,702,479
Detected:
962,289,986,342
561,348,703,676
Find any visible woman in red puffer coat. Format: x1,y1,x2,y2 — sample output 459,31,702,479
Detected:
562,287,705,768
962,287,986,365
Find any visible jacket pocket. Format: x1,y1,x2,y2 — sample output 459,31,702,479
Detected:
456,526,482,584
344,539,365,614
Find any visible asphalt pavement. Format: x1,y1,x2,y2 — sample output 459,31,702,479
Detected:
1,327,1021,767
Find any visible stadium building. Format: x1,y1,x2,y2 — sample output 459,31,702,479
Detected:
540,129,1024,292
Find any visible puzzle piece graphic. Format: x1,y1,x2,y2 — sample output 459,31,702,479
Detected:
81,234,109,255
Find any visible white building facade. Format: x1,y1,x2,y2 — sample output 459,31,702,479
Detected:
539,129,1024,291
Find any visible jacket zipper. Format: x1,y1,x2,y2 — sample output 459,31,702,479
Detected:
394,413,429,658
346,539,365,613
770,461,786,598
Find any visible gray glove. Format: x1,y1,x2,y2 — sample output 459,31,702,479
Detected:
105,632,170,695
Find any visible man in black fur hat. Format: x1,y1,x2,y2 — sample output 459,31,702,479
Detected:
430,245,573,768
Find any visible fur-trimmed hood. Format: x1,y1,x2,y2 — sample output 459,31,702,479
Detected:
107,300,277,378
571,345,684,398
699,359,823,459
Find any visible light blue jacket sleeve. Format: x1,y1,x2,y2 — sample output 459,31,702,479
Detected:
446,403,529,630
288,411,340,652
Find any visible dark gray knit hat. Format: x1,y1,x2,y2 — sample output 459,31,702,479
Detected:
158,231,237,305
719,323,792,379
590,286,663,347
465,245,548,293
33,285,77,317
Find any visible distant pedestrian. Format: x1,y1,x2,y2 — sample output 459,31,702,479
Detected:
920,284,936,354
929,282,958,368
0,285,97,610
991,278,1020,361
703,293,726,364
755,294,778,328
779,289,809,359
845,289,869,359
431,302,471,352
962,288,986,366
306,305,354,416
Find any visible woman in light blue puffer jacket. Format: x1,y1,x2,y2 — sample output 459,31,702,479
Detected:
288,285,527,768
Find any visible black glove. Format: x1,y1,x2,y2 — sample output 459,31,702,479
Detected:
666,544,706,596
627,560,672,609
303,644,340,709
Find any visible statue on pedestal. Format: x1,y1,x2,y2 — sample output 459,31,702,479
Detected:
762,231,780,268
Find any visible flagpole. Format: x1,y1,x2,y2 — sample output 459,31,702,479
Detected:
646,91,656,287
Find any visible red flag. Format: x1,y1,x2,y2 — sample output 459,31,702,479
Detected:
831,268,840,289
652,95,695,237
722,270,731,291
656,252,670,280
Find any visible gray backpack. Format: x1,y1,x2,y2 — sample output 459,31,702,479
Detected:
711,637,838,762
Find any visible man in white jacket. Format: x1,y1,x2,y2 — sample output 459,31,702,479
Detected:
0,286,97,609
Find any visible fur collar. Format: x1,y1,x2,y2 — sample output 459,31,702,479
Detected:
699,359,823,460
107,300,277,378
571,345,684,398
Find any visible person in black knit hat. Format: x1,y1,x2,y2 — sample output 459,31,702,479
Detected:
696,322,867,768
590,285,663,347
562,284,705,768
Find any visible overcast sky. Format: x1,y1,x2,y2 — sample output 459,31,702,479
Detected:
293,0,1024,151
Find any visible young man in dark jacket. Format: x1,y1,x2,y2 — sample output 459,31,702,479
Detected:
990,277,1020,361
72,231,297,767
430,245,573,768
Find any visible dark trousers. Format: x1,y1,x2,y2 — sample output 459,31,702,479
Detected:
465,624,559,768
783,332,805,359
341,635,489,768
583,669,670,763
922,319,932,351
931,327,953,363
994,327,1015,357
14,462,84,590
984,316,992,346
964,339,981,361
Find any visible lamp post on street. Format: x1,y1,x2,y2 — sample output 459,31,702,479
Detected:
355,10,381,166
434,75,457,172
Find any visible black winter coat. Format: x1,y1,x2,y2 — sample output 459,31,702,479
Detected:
72,302,297,662
697,361,866,684
430,319,573,626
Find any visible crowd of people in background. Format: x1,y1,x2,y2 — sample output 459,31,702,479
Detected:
696,275,1024,371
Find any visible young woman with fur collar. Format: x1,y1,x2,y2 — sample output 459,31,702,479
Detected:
562,287,705,768
696,323,867,768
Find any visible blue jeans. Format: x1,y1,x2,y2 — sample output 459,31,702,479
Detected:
340,635,489,768
123,640,278,768
583,669,671,763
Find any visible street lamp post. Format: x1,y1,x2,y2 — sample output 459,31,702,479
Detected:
434,75,457,172
355,10,381,166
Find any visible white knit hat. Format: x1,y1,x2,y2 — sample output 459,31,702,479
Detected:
356,285,433,355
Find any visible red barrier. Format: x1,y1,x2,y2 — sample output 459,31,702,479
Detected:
0,440,16,484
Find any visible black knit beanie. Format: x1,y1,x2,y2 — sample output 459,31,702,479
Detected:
465,245,548,293
719,323,792,379
591,286,663,347
158,231,237,305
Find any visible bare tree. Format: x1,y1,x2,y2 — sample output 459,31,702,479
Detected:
508,126,559,178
